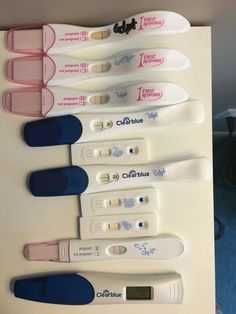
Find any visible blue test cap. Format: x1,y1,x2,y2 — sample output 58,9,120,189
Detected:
23,115,83,146
29,166,89,196
14,273,95,305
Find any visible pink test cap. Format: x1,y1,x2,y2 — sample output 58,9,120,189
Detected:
24,240,69,262
5,25,55,54
3,87,54,117
5,56,56,86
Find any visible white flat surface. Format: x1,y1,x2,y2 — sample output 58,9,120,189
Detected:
0,27,215,313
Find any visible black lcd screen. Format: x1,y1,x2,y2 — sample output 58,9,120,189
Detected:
126,286,152,300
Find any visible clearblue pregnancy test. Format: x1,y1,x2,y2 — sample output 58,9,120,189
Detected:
23,236,184,262
23,100,204,147
5,49,190,86
3,82,189,117
6,11,190,55
28,157,212,196
13,272,183,304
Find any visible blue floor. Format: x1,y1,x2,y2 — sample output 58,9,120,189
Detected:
215,183,236,314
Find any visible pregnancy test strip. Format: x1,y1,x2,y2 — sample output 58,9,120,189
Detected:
13,272,184,304
23,100,205,147
23,236,184,262
71,138,149,166
6,11,190,55
5,49,190,86
80,187,158,216
3,82,189,117
28,157,212,196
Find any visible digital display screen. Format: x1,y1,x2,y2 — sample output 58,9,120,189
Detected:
126,286,152,300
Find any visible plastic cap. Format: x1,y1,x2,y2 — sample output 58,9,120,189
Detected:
29,166,89,196
24,115,83,146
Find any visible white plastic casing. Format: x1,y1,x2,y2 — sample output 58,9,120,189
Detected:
81,157,212,194
6,49,189,87
80,187,158,216
75,100,205,143
71,138,149,166
43,82,189,117
79,213,158,239
82,272,183,304
38,49,190,86
69,236,184,262
43,11,190,54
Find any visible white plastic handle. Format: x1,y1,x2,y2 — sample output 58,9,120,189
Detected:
77,100,204,143
44,11,190,54
82,272,183,304
69,236,184,261
46,49,190,85
81,157,212,194
6,49,190,86
6,12,190,55
2,82,189,118
43,82,189,116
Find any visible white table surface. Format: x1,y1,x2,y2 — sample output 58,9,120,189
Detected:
0,27,215,314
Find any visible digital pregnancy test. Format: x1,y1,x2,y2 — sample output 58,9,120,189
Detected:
80,187,158,216
13,272,183,304
5,49,190,86
24,236,184,262
71,138,149,166
28,157,212,196
6,11,190,55
23,100,205,147
3,82,189,117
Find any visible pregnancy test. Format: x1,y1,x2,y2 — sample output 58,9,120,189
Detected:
5,49,190,86
3,82,189,117
80,187,158,216
24,236,184,262
71,139,149,166
28,157,212,196
14,272,183,304
23,100,204,147
80,213,158,239
6,11,190,55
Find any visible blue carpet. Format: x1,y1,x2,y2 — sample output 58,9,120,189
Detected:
215,183,236,314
